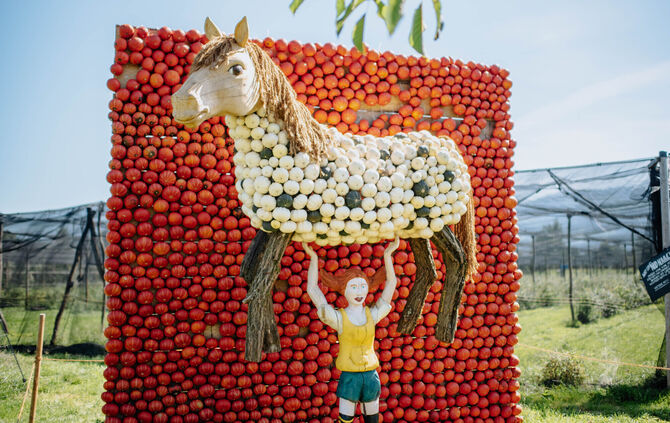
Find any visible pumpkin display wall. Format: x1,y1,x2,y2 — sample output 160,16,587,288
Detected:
104,22,521,423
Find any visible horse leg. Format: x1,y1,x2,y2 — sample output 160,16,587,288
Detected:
240,230,269,282
397,238,438,335
431,227,467,343
243,231,292,362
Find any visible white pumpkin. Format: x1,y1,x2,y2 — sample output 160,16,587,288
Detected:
244,114,260,128
320,203,335,217
272,207,291,222
250,127,265,140
289,167,304,182
335,182,350,196
268,182,283,197
253,176,271,194
284,180,300,195
291,209,307,222
272,144,288,159
280,221,297,233
293,194,308,209
300,179,315,195
272,168,289,184
294,152,311,168
279,156,294,170
322,188,337,204
304,164,320,180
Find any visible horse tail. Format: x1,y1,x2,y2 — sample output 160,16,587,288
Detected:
455,196,477,282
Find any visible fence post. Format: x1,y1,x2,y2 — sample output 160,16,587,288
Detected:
658,151,670,387
29,313,46,423
567,214,575,323
531,234,536,293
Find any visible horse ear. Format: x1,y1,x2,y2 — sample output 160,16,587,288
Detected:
204,17,223,40
234,16,249,47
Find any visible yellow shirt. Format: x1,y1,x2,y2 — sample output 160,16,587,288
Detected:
335,307,379,372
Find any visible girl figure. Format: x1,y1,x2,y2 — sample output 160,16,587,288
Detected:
302,237,400,423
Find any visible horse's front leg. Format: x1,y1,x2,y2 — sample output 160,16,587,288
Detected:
431,227,467,343
397,237,438,335
242,231,292,362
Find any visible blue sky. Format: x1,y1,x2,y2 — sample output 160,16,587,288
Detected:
1,0,668,213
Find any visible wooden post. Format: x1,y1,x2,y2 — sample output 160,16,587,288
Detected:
531,234,536,293
567,214,575,323
658,151,670,387
29,313,46,423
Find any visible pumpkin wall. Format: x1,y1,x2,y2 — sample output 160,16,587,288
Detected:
104,23,521,423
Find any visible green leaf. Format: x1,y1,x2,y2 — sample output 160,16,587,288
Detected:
431,0,444,40
289,0,305,14
409,3,424,55
336,0,345,17
383,0,404,34
336,0,365,36
373,0,385,18
352,14,366,53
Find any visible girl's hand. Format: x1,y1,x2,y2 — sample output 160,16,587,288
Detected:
302,242,318,259
384,235,400,256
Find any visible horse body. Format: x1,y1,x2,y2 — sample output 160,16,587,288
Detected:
228,108,472,246
171,17,477,361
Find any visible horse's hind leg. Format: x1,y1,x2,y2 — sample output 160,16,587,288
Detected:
397,237,438,335
242,231,292,362
431,227,467,343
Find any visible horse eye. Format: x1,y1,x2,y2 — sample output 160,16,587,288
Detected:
228,64,243,76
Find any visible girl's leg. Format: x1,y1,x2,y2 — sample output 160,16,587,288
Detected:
361,400,379,423
338,398,356,422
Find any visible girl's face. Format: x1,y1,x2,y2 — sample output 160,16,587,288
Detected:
344,277,369,306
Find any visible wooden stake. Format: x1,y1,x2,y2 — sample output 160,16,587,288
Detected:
658,151,670,387
29,313,45,423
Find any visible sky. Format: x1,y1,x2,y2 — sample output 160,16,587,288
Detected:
0,0,669,214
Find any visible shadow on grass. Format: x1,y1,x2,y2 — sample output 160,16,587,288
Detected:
523,375,670,421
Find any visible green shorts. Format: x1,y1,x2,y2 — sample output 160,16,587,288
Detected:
336,370,381,403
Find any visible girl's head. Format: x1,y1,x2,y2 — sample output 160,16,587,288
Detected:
319,266,386,306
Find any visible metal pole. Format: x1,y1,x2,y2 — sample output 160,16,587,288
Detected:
29,313,46,423
631,232,637,276
587,238,592,278
531,234,536,292
658,151,670,387
623,243,629,274
568,214,575,323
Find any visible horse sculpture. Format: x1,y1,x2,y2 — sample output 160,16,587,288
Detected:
172,16,477,362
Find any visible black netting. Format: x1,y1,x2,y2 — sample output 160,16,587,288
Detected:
515,158,659,271
0,202,108,347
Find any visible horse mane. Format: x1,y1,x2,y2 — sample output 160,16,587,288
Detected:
192,36,332,161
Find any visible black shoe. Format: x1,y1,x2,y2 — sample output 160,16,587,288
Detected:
363,413,379,423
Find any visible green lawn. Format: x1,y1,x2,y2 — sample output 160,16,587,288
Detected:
0,304,668,422
516,303,670,422
0,351,105,423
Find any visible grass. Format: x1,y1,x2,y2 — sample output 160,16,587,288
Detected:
516,303,670,422
0,350,105,423
0,303,668,422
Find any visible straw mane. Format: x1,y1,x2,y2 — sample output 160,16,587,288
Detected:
192,36,332,160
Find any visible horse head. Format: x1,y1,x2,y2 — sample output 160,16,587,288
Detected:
172,17,260,129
